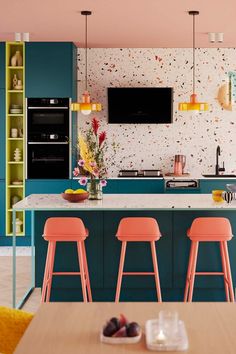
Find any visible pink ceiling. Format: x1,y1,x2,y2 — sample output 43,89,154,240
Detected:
0,0,235,47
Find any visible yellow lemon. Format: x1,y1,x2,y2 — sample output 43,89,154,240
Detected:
73,189,87,194
64,189,74,194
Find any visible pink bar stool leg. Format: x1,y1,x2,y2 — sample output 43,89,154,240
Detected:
150,241,162,302
184,241,194,302
81,241,92,302
41,242,51,303
115,241,127,303
46,241,56,302
220,241,230,302
188,241,199,302
222,241,235,302
77,241,88,302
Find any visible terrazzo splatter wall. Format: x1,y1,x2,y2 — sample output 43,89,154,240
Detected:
77,48,236,177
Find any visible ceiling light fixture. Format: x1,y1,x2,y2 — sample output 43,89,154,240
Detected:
71,10,102,115
178,11,208,112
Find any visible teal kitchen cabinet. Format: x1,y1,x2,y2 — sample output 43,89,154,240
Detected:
0,180,5,237
0,43,5,89
116,179,164,194
25,42,77,98
0,89,5,179
200,179,236,193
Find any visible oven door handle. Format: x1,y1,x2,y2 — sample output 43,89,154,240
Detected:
28,107,68,110
28,142,69,145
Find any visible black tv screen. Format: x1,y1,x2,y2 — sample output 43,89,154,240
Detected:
108,87,173,124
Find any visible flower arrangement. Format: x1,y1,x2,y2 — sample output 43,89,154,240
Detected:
73,117,107,189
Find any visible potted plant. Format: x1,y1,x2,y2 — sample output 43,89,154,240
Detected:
73,117,107,200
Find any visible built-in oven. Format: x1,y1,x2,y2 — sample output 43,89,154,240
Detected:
26,98,71,179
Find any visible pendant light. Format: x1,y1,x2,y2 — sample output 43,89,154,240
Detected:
71,10,102,115
178,11,208,112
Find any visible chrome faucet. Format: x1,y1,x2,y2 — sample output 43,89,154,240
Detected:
215,145,225,175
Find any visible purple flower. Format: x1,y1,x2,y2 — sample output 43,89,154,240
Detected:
78,159,85,167
79,176,88,186
100,179,107,187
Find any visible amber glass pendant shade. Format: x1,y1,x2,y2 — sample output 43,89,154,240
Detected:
71,11,102,115
178,11,208,112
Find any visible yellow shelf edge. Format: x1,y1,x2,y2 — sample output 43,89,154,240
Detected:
8,90,24,93
8,138,23,140
8,185,24,188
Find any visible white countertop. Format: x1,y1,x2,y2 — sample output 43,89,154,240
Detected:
13,193,236,211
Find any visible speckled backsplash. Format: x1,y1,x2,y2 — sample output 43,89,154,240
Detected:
76,48,236,177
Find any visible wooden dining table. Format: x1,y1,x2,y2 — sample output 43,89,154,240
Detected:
15,302,236,354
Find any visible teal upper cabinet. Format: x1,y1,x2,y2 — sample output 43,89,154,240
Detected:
25,42,77,98
0,43,5,89
0,89,5,179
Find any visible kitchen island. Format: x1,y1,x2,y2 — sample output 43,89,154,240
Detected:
13,194,236,307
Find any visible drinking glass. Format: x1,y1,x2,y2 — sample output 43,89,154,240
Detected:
158,310,178,340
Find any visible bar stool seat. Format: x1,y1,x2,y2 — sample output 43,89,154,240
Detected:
115,217,162,302
184,217,234,302
41,217,92,303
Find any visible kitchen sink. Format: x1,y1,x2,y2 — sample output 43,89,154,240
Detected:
202,174,236,178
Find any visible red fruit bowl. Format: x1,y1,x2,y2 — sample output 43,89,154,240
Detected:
61,192,89,203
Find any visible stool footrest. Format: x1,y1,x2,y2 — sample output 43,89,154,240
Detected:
123,272,155,276
195,272,224,276
52,272,82,276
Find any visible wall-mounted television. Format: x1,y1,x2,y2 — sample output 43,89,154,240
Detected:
108,87,173,124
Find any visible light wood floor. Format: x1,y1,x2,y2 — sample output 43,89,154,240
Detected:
0,256,41,313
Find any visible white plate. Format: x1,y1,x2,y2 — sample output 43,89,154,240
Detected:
100,331,142,344
145,319,188,351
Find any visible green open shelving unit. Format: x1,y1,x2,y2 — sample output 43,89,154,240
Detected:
5,42,25,236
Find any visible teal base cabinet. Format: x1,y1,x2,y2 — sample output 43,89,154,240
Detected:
33,209,236,302
200,179,236,193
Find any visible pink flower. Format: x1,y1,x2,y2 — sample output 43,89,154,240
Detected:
79,176,88,186
73,167,80,177
100,179,107,187
90,161,97,167
78,159,85,167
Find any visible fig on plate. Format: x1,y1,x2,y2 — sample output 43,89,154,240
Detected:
126,322,141,337
112,325,127,337
110,317,120,331
119,313,128,327
103,321,118,337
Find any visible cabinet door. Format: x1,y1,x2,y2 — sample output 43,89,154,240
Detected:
117,180,164,193
200,179,236,193
0,89,5,179
25,43,74,98
0,43,5,89
0,180,5,237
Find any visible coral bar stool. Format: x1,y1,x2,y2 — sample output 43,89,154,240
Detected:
115,217,162,302
41,217,92,303
184,217,234,302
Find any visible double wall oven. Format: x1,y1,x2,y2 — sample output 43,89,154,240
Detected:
26,98,71,179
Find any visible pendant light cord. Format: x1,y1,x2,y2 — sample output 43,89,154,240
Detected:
193,13,195,94
85,14,88,91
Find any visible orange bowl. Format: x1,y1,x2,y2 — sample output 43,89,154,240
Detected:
61,192,89,203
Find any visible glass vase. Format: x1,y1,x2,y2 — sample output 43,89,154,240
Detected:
87,179,103,200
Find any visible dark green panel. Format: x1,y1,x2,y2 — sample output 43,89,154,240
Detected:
116,180,164,193
103,211,172,296
0,89,5,179
25,42,75,98
0,180,5,237
34,211,103,293
200,179,236,193
0,43,5,89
